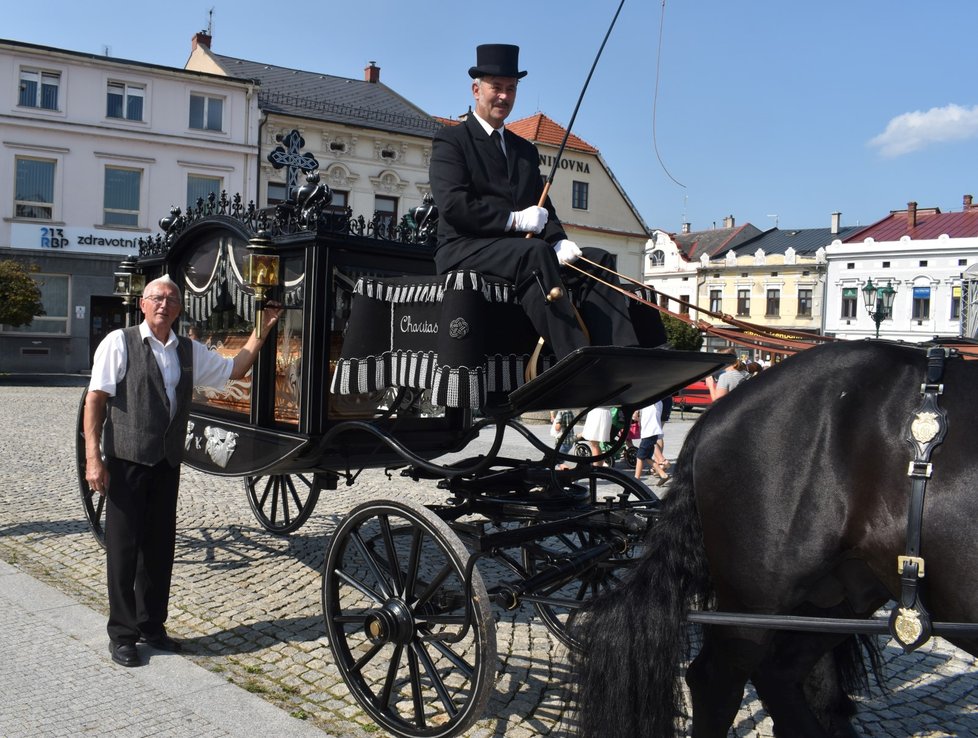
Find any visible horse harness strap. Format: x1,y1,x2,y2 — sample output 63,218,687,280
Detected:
889,346,951,652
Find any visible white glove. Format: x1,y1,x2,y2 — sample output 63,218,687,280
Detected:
511,206,548,234
554,239,582,266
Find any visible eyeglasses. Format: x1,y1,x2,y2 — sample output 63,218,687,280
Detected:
142,294,181,306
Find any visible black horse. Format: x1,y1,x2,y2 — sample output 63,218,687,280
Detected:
571,340,978,737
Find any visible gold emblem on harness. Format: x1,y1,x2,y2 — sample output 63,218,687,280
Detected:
911,412,940,444
894,607,923,646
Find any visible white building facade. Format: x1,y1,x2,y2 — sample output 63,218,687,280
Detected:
824,234,976,342
0,39,258,372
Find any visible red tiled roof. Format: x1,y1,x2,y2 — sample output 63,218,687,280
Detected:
433,115,460,127
506,113,598,154
844,206,978,242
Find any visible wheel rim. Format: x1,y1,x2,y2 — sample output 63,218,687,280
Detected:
322,500,495,738
76,389,106,548
244,472,321,534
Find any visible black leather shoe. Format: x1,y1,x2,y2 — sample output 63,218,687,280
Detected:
109,641,141,667
140,633,182,653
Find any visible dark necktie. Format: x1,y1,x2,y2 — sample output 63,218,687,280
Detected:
490,129,505,159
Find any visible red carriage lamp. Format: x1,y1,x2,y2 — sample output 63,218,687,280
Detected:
862,278,897,339
245,231,280,339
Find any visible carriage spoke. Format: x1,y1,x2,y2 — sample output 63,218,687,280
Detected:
426,637,476,680
402,527,423,602
412,562,453,610
406,646,427,727
411,639,460,718
333,568,385,605
378,514,404,594
349,639,386,674
378,643,405,709
349,529,395,599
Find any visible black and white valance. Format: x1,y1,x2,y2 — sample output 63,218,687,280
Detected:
331,271,549,409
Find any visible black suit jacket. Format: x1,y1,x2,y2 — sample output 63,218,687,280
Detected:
429,115,566,273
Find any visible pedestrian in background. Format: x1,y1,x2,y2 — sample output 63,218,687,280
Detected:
84,275,282,668
634,401,669,485
550,408,576,469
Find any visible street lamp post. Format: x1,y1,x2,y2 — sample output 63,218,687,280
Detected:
862,278,897,339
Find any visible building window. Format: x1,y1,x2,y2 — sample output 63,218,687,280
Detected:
106,81,144,121
187,174,222,209
709,289,722,313
841,287,858,319
374,195,397,232
19,68,60,110
659,293,669,310
951,286,961,320
919,260,928,268
327,189,349,215
797,289,813,317
765,289,780,317
737,289,750,316
14,157,55,219
648,249,665,267
572,180,589,210
912,286,930,320
267,182,287,205
679,295,689,315
1,274,68,335
103,167,141,227
189,93,223,131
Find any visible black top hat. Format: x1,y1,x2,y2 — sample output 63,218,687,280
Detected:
468,44,527,79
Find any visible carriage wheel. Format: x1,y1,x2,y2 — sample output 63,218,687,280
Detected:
76,389,106,548
574,441,592,458
322,499,496,738
244,472,321,535
624,445,638,468
522,470,653,650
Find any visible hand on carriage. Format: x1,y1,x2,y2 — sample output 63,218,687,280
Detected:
259,300,284,333
510,205,548,234
554,239,582,266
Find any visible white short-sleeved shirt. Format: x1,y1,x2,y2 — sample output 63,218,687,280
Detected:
88,322,233,419
639,401,663,439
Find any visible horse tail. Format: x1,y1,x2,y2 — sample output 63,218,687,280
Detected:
569,415,714,738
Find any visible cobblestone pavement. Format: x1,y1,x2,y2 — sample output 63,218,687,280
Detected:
0,384,975,737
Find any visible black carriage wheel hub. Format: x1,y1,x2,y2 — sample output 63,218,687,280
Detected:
364,599,415,646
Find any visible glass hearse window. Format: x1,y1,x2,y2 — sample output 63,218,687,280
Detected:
182,231,303,427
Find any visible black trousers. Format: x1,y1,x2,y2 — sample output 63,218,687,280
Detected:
453,239,644,359
104,456,180,645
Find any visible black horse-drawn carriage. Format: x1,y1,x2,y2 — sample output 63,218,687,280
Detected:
75,189,726,737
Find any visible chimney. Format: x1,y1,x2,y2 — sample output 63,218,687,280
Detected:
964,194,974,211
192,31,212,52
723,215,735,228
907,201,917,227
830,212,841,235
681,222,691,234
364,61,380,83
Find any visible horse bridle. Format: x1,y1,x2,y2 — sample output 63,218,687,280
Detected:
890,345,952,652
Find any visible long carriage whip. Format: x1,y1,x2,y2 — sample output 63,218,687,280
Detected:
524,0,627,381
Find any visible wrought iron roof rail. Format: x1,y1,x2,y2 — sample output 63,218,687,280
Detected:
134,186,438,260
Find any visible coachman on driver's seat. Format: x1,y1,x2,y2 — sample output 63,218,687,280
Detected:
427,43,665,359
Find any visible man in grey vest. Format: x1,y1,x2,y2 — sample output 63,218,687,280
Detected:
84,275,282,667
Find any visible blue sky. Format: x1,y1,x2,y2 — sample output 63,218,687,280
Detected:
7,0,978,234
